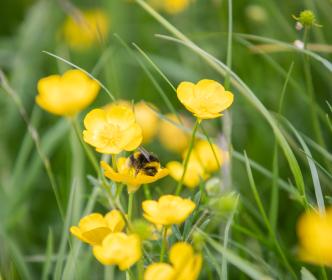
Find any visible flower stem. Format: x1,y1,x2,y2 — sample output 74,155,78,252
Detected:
128,192,134,222
302,27,326,150
143,184,152,199
160,226,168,262
70,117,100,176
175,119,200,195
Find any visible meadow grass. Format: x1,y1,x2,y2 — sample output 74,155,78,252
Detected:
0,0,331,279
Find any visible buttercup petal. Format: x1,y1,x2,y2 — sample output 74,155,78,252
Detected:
144,263,176,280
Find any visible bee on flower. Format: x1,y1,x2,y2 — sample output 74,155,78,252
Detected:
101,148,169,193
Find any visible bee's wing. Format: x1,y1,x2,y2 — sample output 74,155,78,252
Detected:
138,147,150,161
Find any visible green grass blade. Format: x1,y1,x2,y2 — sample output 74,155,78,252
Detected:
42,228,54,280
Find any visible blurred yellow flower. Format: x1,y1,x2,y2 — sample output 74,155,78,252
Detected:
135,102,159,143
36,69,100,116
159,114,190,154
149,0,190,14
62,9,109,50
297,208,332,266
194,140,223,173
177,79,234,119
83,105,142,154
70,210,125,246
142,195,195,226
144,242,202,280
167,153,206,188
93,232,141,270
101,157,169,193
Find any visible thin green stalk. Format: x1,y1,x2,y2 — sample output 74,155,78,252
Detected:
70,117,100,175
160,226,168,262
302,27,326,151
143,184,152,200
128,192,134,222
244,152,297,279
224,0,233,90
175,119,200,195
0,71,64,220
269,62,294,232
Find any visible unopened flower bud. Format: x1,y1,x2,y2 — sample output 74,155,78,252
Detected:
294,40,304,49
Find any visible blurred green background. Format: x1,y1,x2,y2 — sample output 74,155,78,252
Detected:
0,0,331,279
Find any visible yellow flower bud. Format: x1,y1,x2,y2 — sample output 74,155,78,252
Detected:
83,104,143,154
93,232,141,270
293,10,321,27
142,195,195,226
70,210,125,246
62,9,109,50
297,207,332,266
177,79,234,120
36,70,100,116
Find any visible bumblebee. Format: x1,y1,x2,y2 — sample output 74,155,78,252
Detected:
128,148,160,176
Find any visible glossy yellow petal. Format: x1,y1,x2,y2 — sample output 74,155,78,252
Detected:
106,104,136,129
167,161,201,188
144,263,176,280
169,242,202,280
93,233,141,270
122,124,143,151
70,213,111,245
104,210,126,232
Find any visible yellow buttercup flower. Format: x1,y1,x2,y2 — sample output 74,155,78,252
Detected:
83,105,142,154
144,242,202,280
194,140,223,173
70,210,125,246
297,208,332,266
142,195,195,226
36,69,100,116
93,232,141,270
134,102,159,143
159,114,190,153
101,157,169,193
62,9,109,50
177,79,234,119
167,153,206,188
144,263,175,280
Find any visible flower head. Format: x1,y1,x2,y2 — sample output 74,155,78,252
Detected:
70,210,125,246
83,105,142,154
159,114,190,153
293,10,321,27
62,9,109,50
36,69,100,116
177,79,234,119
167,153,206,189
149,0,190,14
194,140,223,173
144,242,202,280
93,232,141,270
142,195,195,226
101,156,168,193
297,208,332,266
